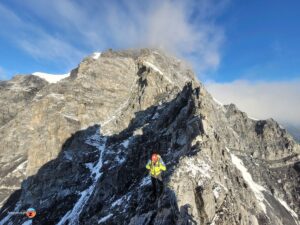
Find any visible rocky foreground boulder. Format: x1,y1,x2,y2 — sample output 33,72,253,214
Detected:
0,49,299,225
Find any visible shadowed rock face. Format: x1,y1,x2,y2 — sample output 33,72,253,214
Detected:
0,49,299,225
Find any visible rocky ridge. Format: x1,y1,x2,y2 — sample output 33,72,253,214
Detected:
0,49,299,225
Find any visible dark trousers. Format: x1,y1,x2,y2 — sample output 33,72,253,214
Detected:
151,175,164,196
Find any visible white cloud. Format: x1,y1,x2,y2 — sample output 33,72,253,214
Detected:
0,0,227,74
206,80,300,127
102,0,226,73
143,0,225,72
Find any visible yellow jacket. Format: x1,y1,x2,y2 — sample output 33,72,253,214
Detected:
146,155,166,177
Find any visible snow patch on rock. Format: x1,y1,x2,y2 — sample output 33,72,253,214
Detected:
151,112,160,120
275,197,298,220
210,214,219,225
12,160,27,174
92,52,101,59
248,116,259,121
32,72,70,83
110,192,132,214
230,152,267,213
144,61,163,75
98,213,113,223
183,157,211,178
47,93,65,100
230,147,298,222
213,186,221,199
22,220,32,225
140,176,151,187
0,201,21,224
57,130,107,225
143,61,175,85
63,114,79,122
121,139,130,148
115,155,126,165
213,97,223,106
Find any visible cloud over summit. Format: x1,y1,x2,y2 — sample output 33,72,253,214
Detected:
0,0,226,73
206,80,300,127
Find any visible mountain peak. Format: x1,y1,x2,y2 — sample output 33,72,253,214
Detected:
0,49,299,225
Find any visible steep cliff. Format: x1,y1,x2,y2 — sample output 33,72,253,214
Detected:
0,49,299,225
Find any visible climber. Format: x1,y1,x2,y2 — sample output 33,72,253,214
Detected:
146,153,166,198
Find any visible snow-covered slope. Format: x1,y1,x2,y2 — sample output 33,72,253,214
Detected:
32,72,70,83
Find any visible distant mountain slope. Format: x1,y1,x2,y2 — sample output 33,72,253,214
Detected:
286,124,300,143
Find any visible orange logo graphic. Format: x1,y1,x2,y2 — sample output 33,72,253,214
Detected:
26,208,36,218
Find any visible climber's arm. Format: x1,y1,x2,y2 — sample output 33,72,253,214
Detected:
159,159,166,171
146,160,151,170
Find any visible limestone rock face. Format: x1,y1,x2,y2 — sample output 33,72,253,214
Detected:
0,75,48,207
0,75,48,127
0,49,299,225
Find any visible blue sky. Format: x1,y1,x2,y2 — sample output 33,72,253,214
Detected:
214,0,300,82
0,0,299,126
0,0,299,82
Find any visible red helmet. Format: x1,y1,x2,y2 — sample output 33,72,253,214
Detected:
151,154,158,162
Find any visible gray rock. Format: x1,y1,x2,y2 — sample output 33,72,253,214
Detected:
0,48,299,225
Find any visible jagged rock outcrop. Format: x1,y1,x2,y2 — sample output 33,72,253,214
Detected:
0,75,48,127
0,75,48,207
0,49,299,225
286,125,300,143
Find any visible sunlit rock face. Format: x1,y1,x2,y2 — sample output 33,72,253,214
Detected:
0,49,299,225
